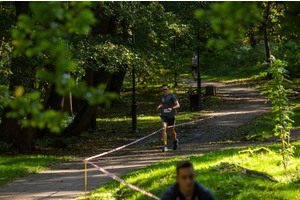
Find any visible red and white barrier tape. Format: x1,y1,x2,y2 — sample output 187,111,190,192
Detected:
87,161,161,200
85,116,214,200
86,116,213,161
86,128,163,161
167,115,214,128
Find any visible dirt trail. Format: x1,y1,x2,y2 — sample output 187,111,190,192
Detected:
0,79,273,200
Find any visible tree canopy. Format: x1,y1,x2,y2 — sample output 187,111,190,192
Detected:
1,1,300,151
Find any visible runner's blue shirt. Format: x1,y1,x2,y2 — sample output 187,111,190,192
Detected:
160,93,178,118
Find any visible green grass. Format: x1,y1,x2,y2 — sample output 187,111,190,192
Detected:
78,142,300,200
92,84,216,140
0,155,72,185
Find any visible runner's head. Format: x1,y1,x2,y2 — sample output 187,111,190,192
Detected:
162,84,169,95
176,161,195,192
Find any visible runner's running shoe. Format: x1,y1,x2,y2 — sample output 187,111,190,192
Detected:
162,146,168,152
173,139,179,150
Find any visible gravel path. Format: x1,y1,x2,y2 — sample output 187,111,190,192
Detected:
0,79,273,200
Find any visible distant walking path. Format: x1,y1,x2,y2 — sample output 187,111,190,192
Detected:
0,79,274,200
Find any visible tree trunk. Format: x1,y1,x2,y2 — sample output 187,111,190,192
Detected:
72,76,81,113
62,68,111,137
249,25,256,48
106,20,129,94
0,36,4,61
62,102,98,137
0,107,21,144
107,68,127,94
82,67,98,131
44,84,65,112
63,92,73,117
263,1,272,79
12,122,36,152
62,5,119,137
0,1,29,145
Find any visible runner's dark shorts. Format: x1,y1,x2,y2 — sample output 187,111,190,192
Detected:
161,115,176,126
191,66,197,71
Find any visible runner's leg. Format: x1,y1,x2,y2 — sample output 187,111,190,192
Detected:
170,127,177,141
169,117,177,141
193,68,196,80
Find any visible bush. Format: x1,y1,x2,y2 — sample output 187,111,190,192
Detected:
200,41,300,79
0,141,10,152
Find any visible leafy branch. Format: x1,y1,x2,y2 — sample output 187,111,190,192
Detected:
262,59,297,169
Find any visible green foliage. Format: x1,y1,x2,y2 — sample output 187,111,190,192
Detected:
3,2,117,133
198,40,300,81
195,2,263,49
0,2,15,85
0,85,9,122
0,141,10,152
200,43,266,79
262,59,297,168
280,2,300,41
3,89,68,132
79,142,300,200
275,41,300,77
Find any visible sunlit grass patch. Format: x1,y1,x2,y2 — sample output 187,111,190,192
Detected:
0,155,72,185
78,142,300,200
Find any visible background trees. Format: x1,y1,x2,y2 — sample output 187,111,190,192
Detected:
1,1,300,152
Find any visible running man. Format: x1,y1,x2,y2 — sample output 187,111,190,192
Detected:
190,51,198,81
156,84,180,152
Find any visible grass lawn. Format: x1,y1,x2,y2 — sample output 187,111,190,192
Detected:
78,142,300,200
0,155,71,185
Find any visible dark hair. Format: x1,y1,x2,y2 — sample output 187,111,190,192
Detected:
176,161,194,175
162,84,168,88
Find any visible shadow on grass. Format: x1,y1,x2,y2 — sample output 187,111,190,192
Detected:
87,143,300,200
0,155,61,185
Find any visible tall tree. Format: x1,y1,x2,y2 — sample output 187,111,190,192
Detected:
0,1,29,145
263,1,272,79
0,2,117,151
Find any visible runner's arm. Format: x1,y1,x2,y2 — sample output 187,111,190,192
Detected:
167,101,180,111
156,103,163,111
173,101,180,109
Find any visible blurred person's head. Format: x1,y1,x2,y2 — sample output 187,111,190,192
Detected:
176,161,196,192
162,84,169,95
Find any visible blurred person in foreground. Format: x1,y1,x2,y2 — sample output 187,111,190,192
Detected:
161,161,216,200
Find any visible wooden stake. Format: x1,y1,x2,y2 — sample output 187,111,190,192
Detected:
235,109,237,138
164,145,166,163
85,159,87,200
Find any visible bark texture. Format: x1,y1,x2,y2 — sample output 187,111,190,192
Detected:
0,1,29,145
107,68,127,95
263,2,272,79
249,25,256,48
62,68,111,137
